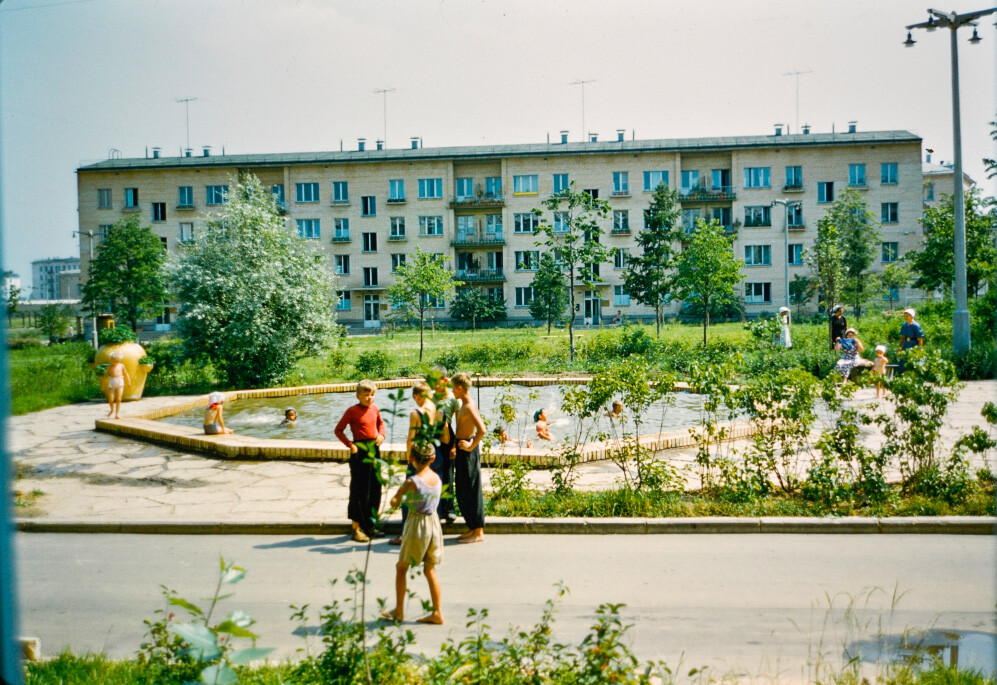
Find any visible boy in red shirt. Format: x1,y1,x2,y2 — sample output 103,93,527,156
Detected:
335,380,386,542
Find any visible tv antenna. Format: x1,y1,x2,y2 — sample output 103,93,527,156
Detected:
373,88,396,147
175,97,198,153
782,71,812,133
569,79,596,139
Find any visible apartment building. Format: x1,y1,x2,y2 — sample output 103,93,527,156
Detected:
77,127,923,327
31,257,80,301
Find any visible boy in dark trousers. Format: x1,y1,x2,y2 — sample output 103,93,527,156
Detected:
335,379,386,542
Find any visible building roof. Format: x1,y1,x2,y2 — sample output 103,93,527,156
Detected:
922,161,975,185
78,130,922,172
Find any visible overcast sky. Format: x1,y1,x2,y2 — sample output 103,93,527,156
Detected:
2,0,995,284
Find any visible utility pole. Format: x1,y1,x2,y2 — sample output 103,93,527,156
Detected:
772,199,802,309
175,97,197,154
373,88,395,147
782,70,812,133
73,230,98,349
569,79,595,139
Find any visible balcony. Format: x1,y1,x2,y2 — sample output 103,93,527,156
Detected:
387,233,407,242
386,196,407,204
450,232,506,247
448,193,505,209
454,268,506,283
330,199,350,207
609,190,631,198
782,183,804,193
330,234,351,243
610,227,631,236
788,223,806,231
176,203,196,211
679,186,736,202
743,217,772,228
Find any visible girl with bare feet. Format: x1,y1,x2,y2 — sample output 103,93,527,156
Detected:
103,352,130,419
382,442,444,625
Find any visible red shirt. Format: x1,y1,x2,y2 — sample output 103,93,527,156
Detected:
335,403,385,449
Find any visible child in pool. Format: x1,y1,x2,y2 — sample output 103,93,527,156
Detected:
382,442,444,625
492,427,531,448
534,409,554,441
203,392,234,435
280,408,297,427
604,400,624,419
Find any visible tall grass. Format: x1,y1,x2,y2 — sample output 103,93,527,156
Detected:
8,343,102,415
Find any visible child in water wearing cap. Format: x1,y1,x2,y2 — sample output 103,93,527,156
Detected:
873,345,889,398
203,392,234,435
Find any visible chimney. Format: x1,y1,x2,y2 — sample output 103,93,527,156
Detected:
560,130,569,144
589,132,598,142
202,146,211,157
847,121,857,133
774,123,783,136
184,148,192,157
152,147,161,159
358,138,366,152
802,124,810,134
411,137,421,149
376,139,384,150
616,128,625,142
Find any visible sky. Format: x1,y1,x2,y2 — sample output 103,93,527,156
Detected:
1,0,995,286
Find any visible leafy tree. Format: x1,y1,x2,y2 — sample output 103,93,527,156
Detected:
907,188,997,298
167,174,337,387
528,253,569,334
6,284,21,326
449,288,506,331
984,118,996,180
38,304,72,343
828,189,879,319
623,183,683,336
534,182,613,360
808,201,846,341
879,262,912,311
386,247,461,361
671,219,743,347
788,274,816,317
81,215,167,331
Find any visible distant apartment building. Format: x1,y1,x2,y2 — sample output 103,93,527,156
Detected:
922,154,976,206
32,257,80,301
77,127,924,327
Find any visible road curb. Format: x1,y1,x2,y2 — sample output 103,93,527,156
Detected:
16,516,995,535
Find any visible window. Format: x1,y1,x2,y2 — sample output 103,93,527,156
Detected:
206,185,227,205
418,178,442,199
553,173,569,194
423,293,445,309
456,215,475,237
390,217,406,238
787,203,804,227
612,171,629,195
514,213,538,234
513,174,538,194
514,251,540,271
297,219,320,239
485,286,503,300
485,176,502,197
882,242,899,263
711,169,731,191
389,179,405,201
883,286,900,302
881,202,898,224
515,286,534,307
337,290,351,311
361,196,376,217
614,248,630,269
712,207,732,228
785,166,803,189
362,232,378,252
332,181,349,203
744,205,771,227
744,167,771,189
179,223,194,243
152,202,166,222
643,170,668,191
745,282,772,303
881,163,898,185
363,267,378,287
682,208,700,233
331,218,350,241
614,285,630,306
98,224,112,241
924,183,935,201
583,188,599,199
548,211,568,234
173,186,192,209
97,188,112,208
613,210,630,232
455,177,474,199
817,182,834,203
848,164,866,187
744,245,771,266
680,170,699,194
335,255,350,275
124,187,139,208
485,214,502,236
788,243,804,265
271,184,285,208
296,182,319,203
419,216,443,236
391,254,406,272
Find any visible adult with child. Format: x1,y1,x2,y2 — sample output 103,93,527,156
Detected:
335,380,386,543
390,381,437,546
829,305,848,350
834,328,873,385
203,392,233,435
451,373,486,544
897,308,924,374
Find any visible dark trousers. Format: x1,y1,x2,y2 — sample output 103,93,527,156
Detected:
454,444,485,530
347,440,382,535
401,442,454,523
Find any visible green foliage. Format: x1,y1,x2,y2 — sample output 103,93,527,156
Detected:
9,343,101,415
385,247,461,361
353,350,392,380
167,174,338,388
37,304,73,342
879,262,912,311
6,283,21,323
831,189,880,317
99,325,137,345
81,215,168,330
809,201,846,314
449,289,506,330
789,274,816,316
528,252,569,334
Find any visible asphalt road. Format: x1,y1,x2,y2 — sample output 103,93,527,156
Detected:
15,533,996,679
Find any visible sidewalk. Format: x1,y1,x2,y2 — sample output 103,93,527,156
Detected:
7,381,995,533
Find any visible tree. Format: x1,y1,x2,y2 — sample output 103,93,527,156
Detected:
808,201,846,343
167,174,337,387
449,288,506,331
386,247,461,361
6,284,21,327
984,118,996,180
534,183,613,360
828,189,879,319
879,262,912,311
528,253,569,334
38,304,72,343
907,188,997,298
671,219,743,347
623,183,683,336
788,274,816,317
81,215,167,331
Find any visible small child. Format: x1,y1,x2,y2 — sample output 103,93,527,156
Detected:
604,400,624,419
203,392,234,435
335,380,386,542
382,442,444,625
280,408,297,427
103,351,131,419
873,345,889,398
534,408,554,441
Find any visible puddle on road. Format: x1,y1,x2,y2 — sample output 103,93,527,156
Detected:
846,629,996,676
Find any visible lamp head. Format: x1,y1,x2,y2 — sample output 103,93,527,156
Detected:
925,15,937,31
903,31,917,47
969,28,982,44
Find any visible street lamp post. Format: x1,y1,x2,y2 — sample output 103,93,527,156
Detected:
772,199,801,309
73,230,98,349
904,6,996,354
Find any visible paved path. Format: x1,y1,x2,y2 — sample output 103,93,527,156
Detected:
7,382,995,525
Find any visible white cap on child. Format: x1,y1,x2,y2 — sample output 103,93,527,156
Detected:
876,345,886,353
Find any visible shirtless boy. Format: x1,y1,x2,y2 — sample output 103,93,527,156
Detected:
104,351,131,419
451,373,485,544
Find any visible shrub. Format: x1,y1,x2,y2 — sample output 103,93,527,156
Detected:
98,325,137,345
353,350,392,379
7,337,42,350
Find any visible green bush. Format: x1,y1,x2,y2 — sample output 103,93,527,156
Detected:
98,326,137,345
6,336,43,350
353,350,392,379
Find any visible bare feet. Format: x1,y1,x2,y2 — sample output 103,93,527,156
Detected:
416,612,444,625
458,533,484,544
380,608,402,621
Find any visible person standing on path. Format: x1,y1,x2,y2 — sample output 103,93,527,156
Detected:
391,381,437,546
451,373,485,544
432,372,459,525
334,380,386,542
774,307,792,349
829,305,847,350
897,308,924,374
103,351,131,419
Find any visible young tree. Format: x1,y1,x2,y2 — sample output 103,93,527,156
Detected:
528,252,569,334
81,215,167,331
671,219,743,347
386,247,461,361
623,183,683,336
788,274,816,317
907,188,997,298
38,304,72,343
828,189,879,319
879,261,912,311
449,288,506,331
534,182,612,360
984,118,996,180
167,174,338,387
6,284,21,327
808,203,845,343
